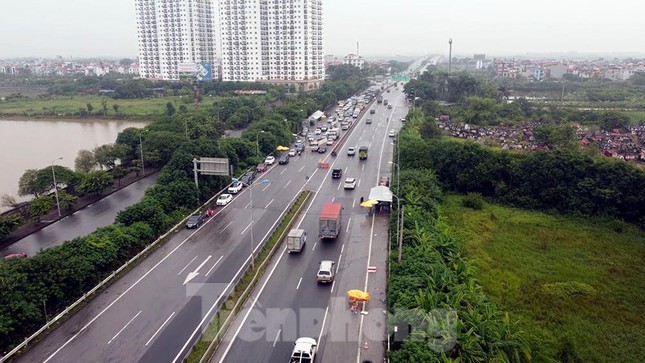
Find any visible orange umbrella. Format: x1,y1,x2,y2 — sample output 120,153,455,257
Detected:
347,289,370,302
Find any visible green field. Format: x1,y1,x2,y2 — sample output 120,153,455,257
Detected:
0,95,206,119
441,194,645,362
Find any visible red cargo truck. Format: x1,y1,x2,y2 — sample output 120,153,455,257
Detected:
319,202,342,239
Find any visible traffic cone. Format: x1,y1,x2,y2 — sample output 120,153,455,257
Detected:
363,341,369,350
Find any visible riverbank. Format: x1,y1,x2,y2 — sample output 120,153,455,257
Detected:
0,116,153,123
1,167,160,249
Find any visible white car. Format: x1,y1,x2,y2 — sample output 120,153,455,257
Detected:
326,139,334,146
291,337,317,363
388,129,396,137
347,146,356,156
264,156,276,165
400,117,406,122
288,148,297,157
315,128,322,135
228,182,242,194
216,194,233,206
344,178,357,189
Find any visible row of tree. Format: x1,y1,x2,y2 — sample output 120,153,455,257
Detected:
401,114,645,228
0,75,368,352
388,124,532,361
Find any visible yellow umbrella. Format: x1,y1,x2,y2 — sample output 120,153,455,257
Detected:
360,199,378,208
276,145,289,151
347,290,370,302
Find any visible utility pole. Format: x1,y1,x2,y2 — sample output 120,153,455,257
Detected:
398,204,405,263
448,38,453,75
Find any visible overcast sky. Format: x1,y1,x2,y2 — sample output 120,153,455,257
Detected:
1,0,643,59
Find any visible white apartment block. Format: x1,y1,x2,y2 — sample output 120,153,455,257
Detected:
135,0,217,80
218,0,324,90
343,54,364,69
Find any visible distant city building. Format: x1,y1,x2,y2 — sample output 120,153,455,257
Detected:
218,0,325,90
343,54,365,69
135,0,217,80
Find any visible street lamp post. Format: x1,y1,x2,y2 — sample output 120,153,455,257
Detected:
233,177,270,270
256,130,265,157
51,157,63,217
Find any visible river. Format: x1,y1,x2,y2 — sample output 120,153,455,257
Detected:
0,119,150,212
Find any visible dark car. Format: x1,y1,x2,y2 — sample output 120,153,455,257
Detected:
370,109,375,114
240,169,256,185
331,168,342,179
318,145,327,153
186,214,206,229
279,154,290,164
379,176,390,187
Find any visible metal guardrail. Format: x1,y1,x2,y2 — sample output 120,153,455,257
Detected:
196,191,311,363
0,168,252,363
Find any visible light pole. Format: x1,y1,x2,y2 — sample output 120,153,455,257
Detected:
448,38,453,75
233,177,270,270
51,157,63,217
139,131,145,176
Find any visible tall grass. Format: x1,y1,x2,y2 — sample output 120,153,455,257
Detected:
441,194,645,362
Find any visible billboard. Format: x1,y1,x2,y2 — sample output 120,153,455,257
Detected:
177,62,213,82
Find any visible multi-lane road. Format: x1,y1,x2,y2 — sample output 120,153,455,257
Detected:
17,85,408,363
214,87,408,363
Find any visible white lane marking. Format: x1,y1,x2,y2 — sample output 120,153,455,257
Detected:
352,199,356,208
262,182,271,191
177,256,198,275
341,244,345,254
317,306,329,350
265,199,274,209
184,255,212,285
337,183,341,191
361,164,365,172
145,312,176,346
344,166,348,173
245,201,251,209
346,217,352,233
357,92,405,363
205,255,224,276
299,165,305,172
337,252,343,267
358,179,361,188
332,197,336,203
108,311,141,345
283,180,292,189
240,222,252,235
371,134,375,140
311,241,317,251
280,168,287,175
296,277,303,290
330,280,336,293
220,221,233,234
272,329,282,347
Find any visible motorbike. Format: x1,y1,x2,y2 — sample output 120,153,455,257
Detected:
331,150,337,157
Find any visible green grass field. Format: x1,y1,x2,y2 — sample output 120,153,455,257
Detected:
0,95,203,119
441,194,645,362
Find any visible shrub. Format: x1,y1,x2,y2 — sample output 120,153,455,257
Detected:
542,281,596,298
462,192,485,210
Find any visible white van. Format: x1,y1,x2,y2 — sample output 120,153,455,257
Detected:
310,139,319,151
291,337,317,363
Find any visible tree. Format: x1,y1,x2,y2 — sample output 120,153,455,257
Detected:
419,119,442,140
166,102,176,116
75,149,96,173
56,190,78,210
600,111,630,131
112,104,120,115
101,98,108,116
0,214,22,241
534,125,579,151
1,194,19,209
77,170,113,195
28,195,55,221
86,102,94,115
93,144,127,170
112,165,128,186
119,58,134,67
18,169,48,198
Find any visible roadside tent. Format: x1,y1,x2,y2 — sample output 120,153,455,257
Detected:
309,110,324,121
368,186,393,203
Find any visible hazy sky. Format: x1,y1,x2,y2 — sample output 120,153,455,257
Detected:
1,0,643,59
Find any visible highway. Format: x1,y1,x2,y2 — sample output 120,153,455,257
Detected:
214,85,408,363
17,87,405,363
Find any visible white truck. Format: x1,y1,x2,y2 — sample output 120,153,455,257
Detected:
286,228,307,253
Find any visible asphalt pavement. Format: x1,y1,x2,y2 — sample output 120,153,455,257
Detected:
213,85,409,363
0,174,159,257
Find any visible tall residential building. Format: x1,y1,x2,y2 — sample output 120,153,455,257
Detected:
219,0,325,90
135,0,217,80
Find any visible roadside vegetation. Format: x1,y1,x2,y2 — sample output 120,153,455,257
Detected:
0,67,369,353
442,194,645,361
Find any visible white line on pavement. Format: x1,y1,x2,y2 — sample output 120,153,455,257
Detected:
177,256,198,275
352,199,356,208
145,312,175,346
220,221,233,233
361,164,365,172
108,311,141,345
358,179,361,188
272,329,282,347
240,222,252,235
299,165,305,172
341,244,345,254
317,307,329,349
296,277,303,290
245,201,251,209
330,280,336,293
346,218,352,233
262,182,271,191
280,168,287,175
266,199,274,209
337,183,341,191
205,255,224,276
311,241,317,251
283,180,292,189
